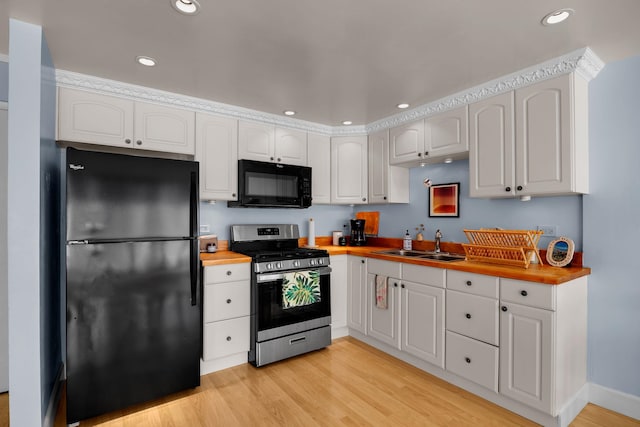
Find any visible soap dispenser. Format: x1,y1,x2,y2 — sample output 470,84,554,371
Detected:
403,229,412,250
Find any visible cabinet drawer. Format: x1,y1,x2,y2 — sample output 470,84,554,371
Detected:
402,264,445,288
204,263,251,284
501,279,556,311
447,270,498,298
446,331,498,392
203,316,250,361
204,281,250,322
368,259,401,278
446,290,499,345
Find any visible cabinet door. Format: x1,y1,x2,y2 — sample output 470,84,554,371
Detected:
330,136,368,204
195,113,238,201
329,255,348,332
134,101,195,154
368,129,389,204
389,120,425,165
469,91,515,198
307,133,331,204
367,274,399,348
401,281,445,368
58,88,134,148
238,121,275,162
347,256,367,333
515,75,572,196
424,105,469,158
275,128,307,166
500,301,553,413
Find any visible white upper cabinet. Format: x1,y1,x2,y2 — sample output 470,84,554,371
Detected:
57,87,195,155
330,136,368,204
238,121,307,166
195,113,238,201
307,133,331,204
470,73,589,198
368,129,409,204
389,106,469,167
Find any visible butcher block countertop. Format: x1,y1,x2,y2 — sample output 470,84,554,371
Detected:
200,237,590,285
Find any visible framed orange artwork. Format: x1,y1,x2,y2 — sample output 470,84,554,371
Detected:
429,182,460,217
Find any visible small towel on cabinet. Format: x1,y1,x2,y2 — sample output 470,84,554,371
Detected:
282,270,321,309
375,275,388,309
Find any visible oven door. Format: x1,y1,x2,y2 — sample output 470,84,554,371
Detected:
255,266,331,341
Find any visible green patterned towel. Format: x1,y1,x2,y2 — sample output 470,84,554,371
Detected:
282,270,321,309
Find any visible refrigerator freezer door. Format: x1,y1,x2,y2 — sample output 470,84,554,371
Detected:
66,148,198,241
66,240,201,423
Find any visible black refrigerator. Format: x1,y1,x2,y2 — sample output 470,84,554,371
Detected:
65,148,201,424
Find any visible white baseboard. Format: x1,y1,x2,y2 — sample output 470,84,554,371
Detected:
331,325,349,339
43,363,65,427
589,383,640,421
200,353,248,376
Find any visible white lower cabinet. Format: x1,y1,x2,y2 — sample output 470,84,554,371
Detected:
201,262,251,373
367,273,400,347
347,256,367,333
329,255,348,336
445,330,499,392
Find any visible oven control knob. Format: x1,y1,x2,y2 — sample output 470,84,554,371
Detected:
317,258,324,265
266,263,273,270
293,260,300,267
310,259,316,266
276,262,283,269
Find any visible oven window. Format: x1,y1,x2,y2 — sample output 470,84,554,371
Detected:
246,171,298,199
257,271,330,332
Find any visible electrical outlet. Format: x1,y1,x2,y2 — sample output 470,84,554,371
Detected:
200,224,210,233
537,225,557,237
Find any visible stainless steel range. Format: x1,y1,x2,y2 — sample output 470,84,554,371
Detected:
230,224,332,367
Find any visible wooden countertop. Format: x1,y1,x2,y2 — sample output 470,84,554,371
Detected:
201,243,590,285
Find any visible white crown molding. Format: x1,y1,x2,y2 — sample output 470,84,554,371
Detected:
366,47,605,133
56,47,604,137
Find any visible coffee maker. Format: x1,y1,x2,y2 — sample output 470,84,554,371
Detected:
350,219,366,246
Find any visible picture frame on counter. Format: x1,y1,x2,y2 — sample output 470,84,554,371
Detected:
429,182,460,217
546,236,575,267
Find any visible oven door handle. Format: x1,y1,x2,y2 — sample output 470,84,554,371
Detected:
256,266,332,283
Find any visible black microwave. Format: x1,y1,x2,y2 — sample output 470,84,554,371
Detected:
228,159,312,208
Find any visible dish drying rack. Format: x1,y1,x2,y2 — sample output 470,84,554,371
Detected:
462,229,544,269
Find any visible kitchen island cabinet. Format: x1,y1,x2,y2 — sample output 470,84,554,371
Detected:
58,87,195,155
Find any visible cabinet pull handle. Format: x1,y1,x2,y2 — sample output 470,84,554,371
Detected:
466,280,472,286
226,271,232,276
226,336,232,341
501,306,508,312
136,140,142,145
520,290,528,297
505,187,511,192
125,138,132,144
465,313,471,319
465,357,471,364
517,185,523,191
226,298,232,304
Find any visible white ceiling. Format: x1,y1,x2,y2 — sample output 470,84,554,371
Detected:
2,0,640,126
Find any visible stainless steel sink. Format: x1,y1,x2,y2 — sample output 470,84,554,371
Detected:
373,249,466,262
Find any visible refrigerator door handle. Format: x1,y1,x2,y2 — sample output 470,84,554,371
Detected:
189,170,199,306
190,239,198,306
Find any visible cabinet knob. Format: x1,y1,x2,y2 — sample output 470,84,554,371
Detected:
424,151,429,156
226,271,232,276
226,298,232,304
136,140,142,145
270,157,274,161
465,357,471,364
417,153,422,157
465,313,471,319
383,196,387,200
361,260,365,264
401,284,405,288
505,187,511,192
517,185,523,191
501,306,508,312
520,290,528,297
393,282,398,287
466,280,472,286
125,138,132,144
232,193,236,197
226,336,232,341
277,158,281,162
362,198,366,202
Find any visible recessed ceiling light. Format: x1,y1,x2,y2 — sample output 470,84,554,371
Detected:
283,110,296,116
171,0,201,15
136,56,157,67
342,120,353,126
541,8,574,25
397,103,410,109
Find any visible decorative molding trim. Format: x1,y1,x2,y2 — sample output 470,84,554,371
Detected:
589,383,640,421
56,47,604,137
366,47,605,133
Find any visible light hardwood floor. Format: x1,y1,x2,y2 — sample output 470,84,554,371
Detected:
1,337,638,426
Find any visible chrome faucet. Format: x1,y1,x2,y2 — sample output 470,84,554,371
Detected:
434,229,442,253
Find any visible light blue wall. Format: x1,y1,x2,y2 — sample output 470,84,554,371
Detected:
0,61,7,102
356,161,583,250
584,54,640,397
200,202,353,241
